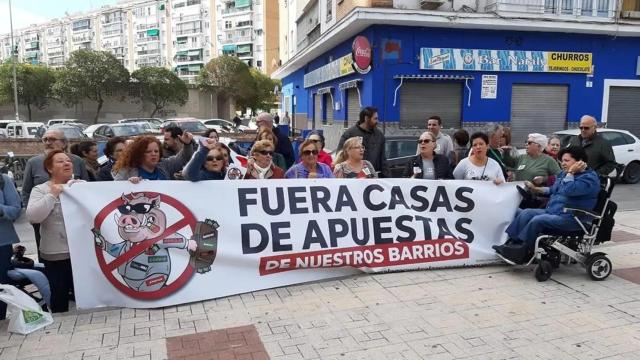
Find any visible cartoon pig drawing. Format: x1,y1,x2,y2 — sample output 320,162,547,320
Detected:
94,193,197,292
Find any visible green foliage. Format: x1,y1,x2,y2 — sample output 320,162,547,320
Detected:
198,55,255,109
132,67,188,117
53,50,130,123
246,68,280,112
0,62,56,120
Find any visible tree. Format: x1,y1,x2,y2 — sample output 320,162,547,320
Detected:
197,55,255,111
244,68,280,112
132,67,188,117
53,50,130,123
0,62,56,121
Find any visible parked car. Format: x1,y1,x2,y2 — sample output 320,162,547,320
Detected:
161,118,209,135
384,135,421,177
0,119,18,137
555,128,640,184
5,122,46,139
201,118,248,133
88,123,148,140
47,124,89,139
118,118,163,131
46,118,80,127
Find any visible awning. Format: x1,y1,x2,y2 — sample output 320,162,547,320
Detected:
235,0,251,7
393,74,474,80
175,50,187,56
222,44,236,51
176,37,187,44
317,86,333,95
338,79,362,90
393,74,474,107
188,49,201,56
237,44,251,53
146,29,159,36
188,65,202,72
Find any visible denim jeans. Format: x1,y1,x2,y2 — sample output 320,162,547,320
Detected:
506,208,583,249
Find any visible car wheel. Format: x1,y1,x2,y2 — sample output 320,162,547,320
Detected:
622,161,640,184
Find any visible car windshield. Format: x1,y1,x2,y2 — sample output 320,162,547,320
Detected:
27,126,41,136
178,121,208,132
55,127,84,138
113,124,145,136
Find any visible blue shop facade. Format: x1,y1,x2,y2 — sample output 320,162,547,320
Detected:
279,24,640,150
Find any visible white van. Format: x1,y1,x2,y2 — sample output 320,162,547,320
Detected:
6,122,46,139
46,119,80,127
0,119,17,137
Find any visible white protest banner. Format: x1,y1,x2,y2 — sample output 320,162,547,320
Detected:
60,179,520,309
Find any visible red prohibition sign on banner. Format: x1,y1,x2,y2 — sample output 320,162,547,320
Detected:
93,192,196,300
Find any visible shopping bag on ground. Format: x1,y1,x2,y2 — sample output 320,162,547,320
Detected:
0,284,53,334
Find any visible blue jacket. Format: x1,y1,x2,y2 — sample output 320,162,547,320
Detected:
544,169,600,216
0,174,22,246
183,142,225,181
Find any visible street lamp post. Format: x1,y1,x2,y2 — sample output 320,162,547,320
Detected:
8,0,20,121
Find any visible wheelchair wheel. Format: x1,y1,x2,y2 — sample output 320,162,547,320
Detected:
586,253,612,281
535,260,553,282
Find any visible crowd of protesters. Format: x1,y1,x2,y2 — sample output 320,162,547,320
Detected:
0,108,618,317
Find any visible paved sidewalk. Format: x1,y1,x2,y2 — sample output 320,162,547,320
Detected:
2,212,640,360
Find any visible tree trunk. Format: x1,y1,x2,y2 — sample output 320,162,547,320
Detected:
150,106,159,118
94,99,103,124
27,103,32,121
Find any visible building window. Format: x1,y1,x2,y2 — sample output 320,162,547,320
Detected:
257,60,262,67
225,21,232,29
327,0,333,22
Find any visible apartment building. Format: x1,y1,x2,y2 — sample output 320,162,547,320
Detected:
216,0,279,75
0,0,277,83
274,0,640,150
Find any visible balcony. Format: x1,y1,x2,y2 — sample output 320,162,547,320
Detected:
174,49,203,63
102,16,125,25
221,6,253,16
136,23,160,30
222,35,254,44
485,0,615,18
175,28,203,36
136,36,160,44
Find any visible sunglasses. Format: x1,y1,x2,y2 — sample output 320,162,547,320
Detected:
302,149,319,156
257,150,274,156
117,203,153,215
579,126,593,130
417,139,433,144
42,137,63,143
206,155,225,161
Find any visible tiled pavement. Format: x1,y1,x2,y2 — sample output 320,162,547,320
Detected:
2,212,640,360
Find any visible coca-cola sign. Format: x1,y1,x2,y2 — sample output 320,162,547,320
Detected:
352,36,372,74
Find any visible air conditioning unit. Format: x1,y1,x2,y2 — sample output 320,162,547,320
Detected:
420,0,445,10
621,11,640,18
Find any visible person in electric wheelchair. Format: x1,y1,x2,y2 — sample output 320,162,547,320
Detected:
493,146,600,264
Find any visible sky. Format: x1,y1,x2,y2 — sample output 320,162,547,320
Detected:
0,0,119,34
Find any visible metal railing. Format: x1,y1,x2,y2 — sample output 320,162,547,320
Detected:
485,0,613,16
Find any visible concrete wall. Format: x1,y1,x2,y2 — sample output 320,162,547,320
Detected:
0,88,232,123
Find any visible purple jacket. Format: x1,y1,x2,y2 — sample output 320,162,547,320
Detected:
284,163,334,179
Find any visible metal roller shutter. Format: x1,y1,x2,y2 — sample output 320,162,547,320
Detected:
313,94,321,129
324,94,333,125
607,86,640,137
346,88,360,128
399,82,462,129
510,84,568,146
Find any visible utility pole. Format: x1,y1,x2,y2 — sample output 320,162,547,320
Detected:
9,0,20,121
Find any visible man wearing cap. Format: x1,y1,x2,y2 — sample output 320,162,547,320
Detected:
255,112,294,168
566,115,616,177
502,133,561,185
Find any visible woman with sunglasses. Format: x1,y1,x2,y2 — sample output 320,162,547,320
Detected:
306,131,333,168
244,140,285,179
333,137,377,179
183,137,229,181
113,133,194,183
257,128,287,170
453,132,505,184
285,139,334,179
26,150,85,313
404,132,453,179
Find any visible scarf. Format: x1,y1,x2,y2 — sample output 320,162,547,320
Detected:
251,162,273,179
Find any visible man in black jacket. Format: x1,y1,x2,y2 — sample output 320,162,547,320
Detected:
567,115,616,176
256,113,294,168
337,107,389,177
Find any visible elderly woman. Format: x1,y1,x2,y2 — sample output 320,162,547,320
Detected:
493,146,600,262
183,138,229,181
257,129,287,169
70,141,99,181
97,137,126,181
26,150,84,313
113,133,194,182
334,137,377,179
286,139,334,179
502,133,561,186
244,140,285,179
306,131,333,168
404,132,453,179
545,135,562,161
453,132,505,184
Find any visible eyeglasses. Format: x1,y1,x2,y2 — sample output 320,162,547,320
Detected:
257,150,274,156
206,155,225,161
526,141,538,146
302,149,319,156
117,203,153,215
42,137,63,143
417,139,433,144
579,126,593,130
